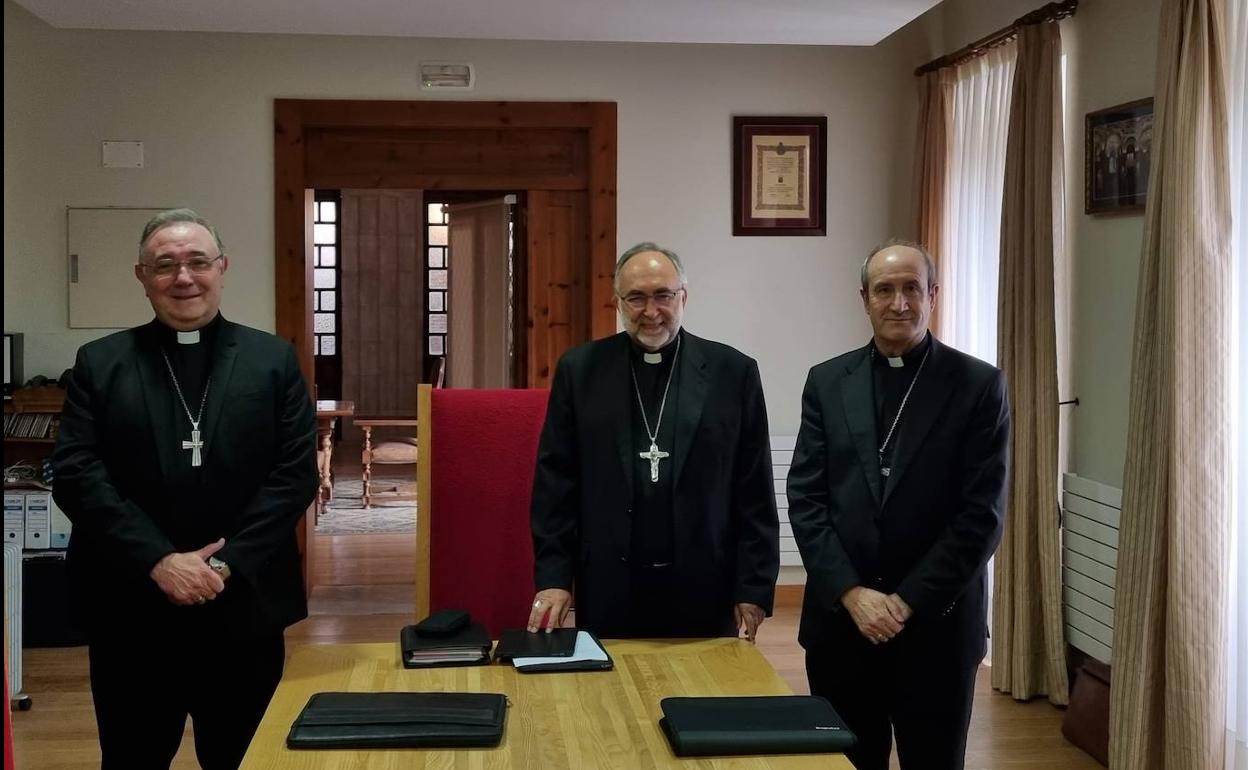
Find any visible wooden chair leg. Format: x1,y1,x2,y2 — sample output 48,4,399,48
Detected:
362,426,373,510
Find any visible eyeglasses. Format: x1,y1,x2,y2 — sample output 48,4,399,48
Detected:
618,288,685,311
140,255,223,279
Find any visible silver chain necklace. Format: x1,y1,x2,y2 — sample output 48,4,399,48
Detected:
629,334,681,483
874,345,930,478
160,349,210,467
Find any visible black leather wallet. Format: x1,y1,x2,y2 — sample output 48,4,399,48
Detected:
659,695,856,757
286,692,507,749
413,609,471,637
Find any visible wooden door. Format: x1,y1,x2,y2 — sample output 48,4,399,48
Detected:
446,198,511,388
526,190,590,388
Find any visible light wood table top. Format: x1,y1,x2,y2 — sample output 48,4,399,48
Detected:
242,638,852,769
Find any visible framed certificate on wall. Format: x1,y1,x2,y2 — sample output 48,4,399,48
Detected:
732,115,827,236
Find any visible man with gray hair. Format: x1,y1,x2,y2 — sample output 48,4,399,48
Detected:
527,242,779,639
787,238,1009,769
53,208,318,769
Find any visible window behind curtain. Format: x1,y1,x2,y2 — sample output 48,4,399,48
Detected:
941,43,1017,366
1225,1,1247,766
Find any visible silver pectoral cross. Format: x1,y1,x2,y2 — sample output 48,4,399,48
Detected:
182,425,204,467
639,441,670,483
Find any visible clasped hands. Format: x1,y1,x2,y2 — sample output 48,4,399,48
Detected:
841,586,912,645
525,588,766,643
150,538,226,606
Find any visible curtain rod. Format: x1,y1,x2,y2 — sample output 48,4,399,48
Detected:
914,0,1078,76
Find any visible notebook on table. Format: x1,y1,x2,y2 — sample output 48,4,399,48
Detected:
399,621,491,668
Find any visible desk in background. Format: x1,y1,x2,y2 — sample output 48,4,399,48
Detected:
243,637,851,769
314,400,354,523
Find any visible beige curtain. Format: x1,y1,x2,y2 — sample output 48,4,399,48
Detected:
1108,0,1232,767
913,69,953,336
991,21,1069,705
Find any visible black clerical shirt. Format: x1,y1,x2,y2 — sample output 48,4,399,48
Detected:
154,314,221,494
628,331,681,566
871,332,932,476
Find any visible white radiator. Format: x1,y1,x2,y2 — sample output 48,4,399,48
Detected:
771,436,802,567
4,541,22,698
1061,473,1120,663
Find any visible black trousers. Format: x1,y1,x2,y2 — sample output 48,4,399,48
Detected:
806,629,979,770
88,631,285,770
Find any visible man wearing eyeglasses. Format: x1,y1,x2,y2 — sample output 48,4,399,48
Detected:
53,208,318,769
527,242,779,640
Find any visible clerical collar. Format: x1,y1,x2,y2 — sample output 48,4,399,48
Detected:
156,313,222,348
871,332,931,369
630,331,681,366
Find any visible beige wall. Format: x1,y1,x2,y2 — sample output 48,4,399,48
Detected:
884,0,1162,490
2,0,918,439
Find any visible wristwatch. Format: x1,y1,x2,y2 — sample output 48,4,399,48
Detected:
208,556,231,581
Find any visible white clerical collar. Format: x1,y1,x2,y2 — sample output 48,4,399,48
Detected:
176,330,201,345
643,352,662,365
887,356,904,368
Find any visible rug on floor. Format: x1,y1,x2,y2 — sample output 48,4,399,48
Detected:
316,478,417,535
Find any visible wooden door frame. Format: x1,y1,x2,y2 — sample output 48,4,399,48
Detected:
274,99,616,592
273,99,617,385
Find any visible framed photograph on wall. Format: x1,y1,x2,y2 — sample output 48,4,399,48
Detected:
1085,98,1153,214
732,116,827,236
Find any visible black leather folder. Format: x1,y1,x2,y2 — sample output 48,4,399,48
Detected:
400,622,491,668
492,628,578,661
286,692,506,749
509,631,614,674
658,695,856,757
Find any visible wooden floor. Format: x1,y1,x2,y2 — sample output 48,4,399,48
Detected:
11,460,1103,769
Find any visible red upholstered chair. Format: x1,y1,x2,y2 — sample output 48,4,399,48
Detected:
415,385,549,638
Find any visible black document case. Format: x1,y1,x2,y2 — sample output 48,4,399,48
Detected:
509,630,613,673
400,622,491,668
286,692,506,749
659,695,856,757
492,628,578,661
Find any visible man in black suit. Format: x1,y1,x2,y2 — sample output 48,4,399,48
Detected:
526,242,779,640
787,240,1009,770
53,209,318,770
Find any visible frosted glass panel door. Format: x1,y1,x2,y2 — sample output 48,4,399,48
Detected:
67,207,166,329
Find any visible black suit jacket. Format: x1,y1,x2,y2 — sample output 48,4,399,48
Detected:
52,318,319,640
530,331,779,634
787,336,1008,664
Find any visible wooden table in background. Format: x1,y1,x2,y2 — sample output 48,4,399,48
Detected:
314,400,354,522
241,638,852,769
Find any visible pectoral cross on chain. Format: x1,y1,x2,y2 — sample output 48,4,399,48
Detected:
183,425,204,467
639,441,670,482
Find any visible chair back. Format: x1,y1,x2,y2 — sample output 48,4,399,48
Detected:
415,385,549,637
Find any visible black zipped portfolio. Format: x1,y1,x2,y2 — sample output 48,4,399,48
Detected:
400,621,491,668
658,695,856,757
286,692,507,749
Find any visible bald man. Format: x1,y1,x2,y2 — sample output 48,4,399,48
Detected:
787,239,1009,770
527,242,779,640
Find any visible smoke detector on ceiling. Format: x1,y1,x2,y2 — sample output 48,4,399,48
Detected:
420,62,475,90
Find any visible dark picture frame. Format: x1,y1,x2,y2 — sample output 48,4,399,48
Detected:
732,116,827,236
1085,98,1153,214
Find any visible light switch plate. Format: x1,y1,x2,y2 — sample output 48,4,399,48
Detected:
101,140,143,168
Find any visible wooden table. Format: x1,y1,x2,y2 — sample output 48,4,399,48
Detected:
241,638,851,769
314,400,354,522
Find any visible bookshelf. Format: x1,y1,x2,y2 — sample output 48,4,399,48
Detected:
4,385,66,469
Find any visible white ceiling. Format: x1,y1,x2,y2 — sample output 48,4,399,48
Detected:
13,0,940,47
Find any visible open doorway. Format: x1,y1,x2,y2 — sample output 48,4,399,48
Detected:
309,190,526,593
